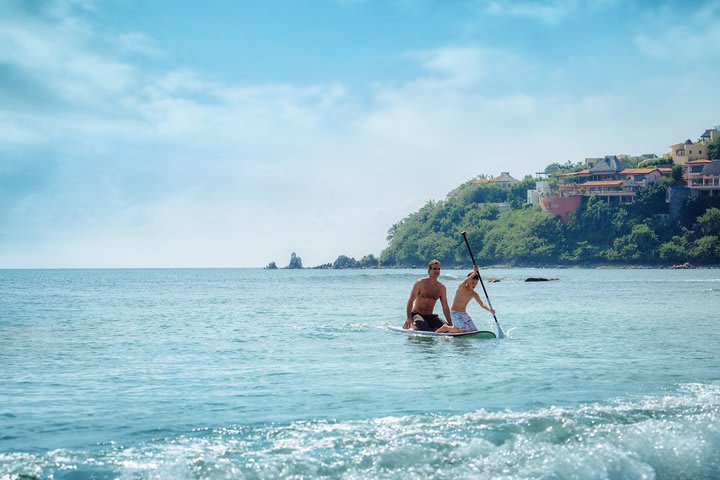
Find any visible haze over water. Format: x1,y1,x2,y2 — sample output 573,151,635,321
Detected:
1,267,719,478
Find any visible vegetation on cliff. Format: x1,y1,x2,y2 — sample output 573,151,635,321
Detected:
379,177,720,266
708,136,720,160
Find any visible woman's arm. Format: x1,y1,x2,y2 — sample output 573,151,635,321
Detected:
474,292,495,314
460,271,476,289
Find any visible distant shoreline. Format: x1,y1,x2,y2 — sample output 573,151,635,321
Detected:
309,263,720,270
2,264,718,271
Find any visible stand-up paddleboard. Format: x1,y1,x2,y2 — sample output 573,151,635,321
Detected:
388,325,496,338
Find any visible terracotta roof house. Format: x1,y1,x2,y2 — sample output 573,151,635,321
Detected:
669,126,718,165
685,160,720,197
554,161,661,205
619,168,661,187
621,168,659,175
541,150,679,220
556,169,590,178
669,140,703,165
684,160,713,186
579,180,624,189
573,180,636,204
475,172,520,187
589,156,625,176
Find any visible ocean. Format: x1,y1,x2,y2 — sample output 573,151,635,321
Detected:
1,267,719,479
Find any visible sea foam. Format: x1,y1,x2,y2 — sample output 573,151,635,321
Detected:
2,383,718,479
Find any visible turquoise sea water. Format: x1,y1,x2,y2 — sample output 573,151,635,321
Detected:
1,267,719,479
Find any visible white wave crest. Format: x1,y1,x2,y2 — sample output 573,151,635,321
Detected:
2,383,719,479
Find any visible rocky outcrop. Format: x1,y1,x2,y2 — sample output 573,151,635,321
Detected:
670,262,695,269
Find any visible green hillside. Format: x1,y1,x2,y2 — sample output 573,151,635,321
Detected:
379,177,720,267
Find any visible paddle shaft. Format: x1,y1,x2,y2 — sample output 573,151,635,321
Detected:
460,232,498,322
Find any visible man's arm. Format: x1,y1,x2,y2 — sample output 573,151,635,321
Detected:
440,284,452,325
403,281,420,329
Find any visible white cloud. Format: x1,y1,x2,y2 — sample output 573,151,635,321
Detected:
2,1,720,268
476,0,579,24
634,2,720,61
471,0,621,24
407,46,530,88
117,32,162,57
332,0,369,6
0,114,44,144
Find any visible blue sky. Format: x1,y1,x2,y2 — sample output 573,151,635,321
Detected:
1,0,719,268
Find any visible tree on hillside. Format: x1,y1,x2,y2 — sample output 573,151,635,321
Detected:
480,208,563,263
629,178,671,218
386,222,400,242
696,208,720,237
680,196,720,229
508,176,536,208
671,164,685,186
690,235,720,263
659,233,691,263
358,254,379,268
708,136,720,160
639,154,673,168
332,255,357,269
565,196,616,245
543,160,585,174
416,232,458,265
466,183,506,204
607,224,660,262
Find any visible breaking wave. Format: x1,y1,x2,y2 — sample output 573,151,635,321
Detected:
2,383,719,479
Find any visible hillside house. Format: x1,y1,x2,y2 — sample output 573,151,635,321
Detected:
619,168,662,186
527,172,553,204
554,156,666,204
474,172,520,187
540,156,670,220
684,160,720,197
587,155,626,181
700,128,720,143
669,126,719,165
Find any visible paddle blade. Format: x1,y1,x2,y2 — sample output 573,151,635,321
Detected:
494,317,506,339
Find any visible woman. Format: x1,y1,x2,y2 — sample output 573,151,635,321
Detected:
435,265,495,333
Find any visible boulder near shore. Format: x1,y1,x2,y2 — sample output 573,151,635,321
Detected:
525,277,559,282
670,262,695,269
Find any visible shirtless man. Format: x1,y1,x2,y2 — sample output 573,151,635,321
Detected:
402,259,452,331
435,265,495,333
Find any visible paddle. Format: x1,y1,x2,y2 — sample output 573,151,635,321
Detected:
460,231,505,338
